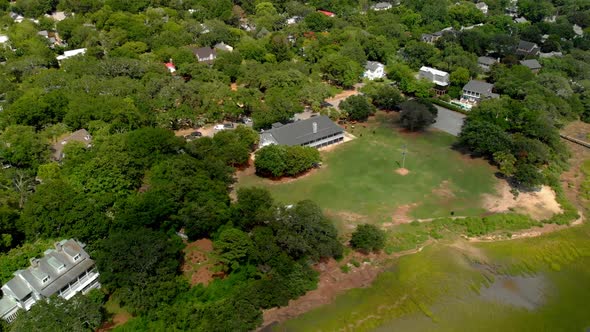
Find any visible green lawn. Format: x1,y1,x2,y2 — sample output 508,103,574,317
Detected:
279,223,590,332
238,113,498,227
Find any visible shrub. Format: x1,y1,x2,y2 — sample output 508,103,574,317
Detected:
350,224,386,253
255,145,320,178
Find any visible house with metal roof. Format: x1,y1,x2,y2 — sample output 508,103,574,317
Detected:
259,116,344,149
0,239,100,323
462,80,499,104
418,66,450,87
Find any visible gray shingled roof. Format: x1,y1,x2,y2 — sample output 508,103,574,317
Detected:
463,80,495,95
520,59,542,70
4,277,31,300
365,61,383,71
0,297,17,316
2,239,94,300
263,116,343,146
478,56,497,65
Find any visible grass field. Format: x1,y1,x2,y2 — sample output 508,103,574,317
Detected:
279,223,590,332
237,113,498,228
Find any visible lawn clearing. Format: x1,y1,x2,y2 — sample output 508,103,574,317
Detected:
237,112,499,229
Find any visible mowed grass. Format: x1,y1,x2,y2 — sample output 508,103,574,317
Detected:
279,223,590,332
238,113,498,226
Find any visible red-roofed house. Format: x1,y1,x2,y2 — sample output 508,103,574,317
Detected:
317,10,335,17
165,61,176,73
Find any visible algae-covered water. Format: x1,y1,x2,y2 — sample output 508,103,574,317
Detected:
280,223,590,332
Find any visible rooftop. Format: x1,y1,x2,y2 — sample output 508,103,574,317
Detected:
52,129,92,160
365,61,384,72
478,56,497,65
261,116,343,146
56,48,86,61
1,240,93,301
520,59,542,70
463,80,498,98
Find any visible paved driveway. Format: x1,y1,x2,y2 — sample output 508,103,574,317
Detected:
432,105,466,136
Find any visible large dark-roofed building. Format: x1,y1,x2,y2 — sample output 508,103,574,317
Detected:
259,116,344,149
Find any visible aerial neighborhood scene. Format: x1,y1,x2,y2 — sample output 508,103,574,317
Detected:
0,0,589,331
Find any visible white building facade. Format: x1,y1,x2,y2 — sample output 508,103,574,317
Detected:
0,239,101,323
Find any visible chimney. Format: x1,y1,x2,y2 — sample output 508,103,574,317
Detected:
312,122,318,134
30,258,39,268
55,242,62,251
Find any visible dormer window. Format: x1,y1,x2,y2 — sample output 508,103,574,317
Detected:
73,253,81,261
42,275,50,284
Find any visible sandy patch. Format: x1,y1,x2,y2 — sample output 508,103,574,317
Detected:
182,239,216,286
395,168,410,176
432,180,455,199
482,181,562,221
390,203,420,224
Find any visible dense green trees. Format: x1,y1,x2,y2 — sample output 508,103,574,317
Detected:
350,224,386,253
254,145,320,177
10,292,104,332
0,0,587,329
398,100,436,131
340,95,376,121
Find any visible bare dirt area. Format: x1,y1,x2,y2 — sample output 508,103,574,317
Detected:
560,121,590,213
174,125,216,138
482,181,562,221
325,88,360,110
325,210,367,230
261,255,384,329
432,180,455,200
388,203,420,225
182,239,217,286
395,167,410,176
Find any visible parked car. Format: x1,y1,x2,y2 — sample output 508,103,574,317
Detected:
241,117,252,124
214,124,225,130
223,123,234,129
189,131,202,137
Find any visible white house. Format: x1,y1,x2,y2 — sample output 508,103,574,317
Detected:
363,61,386,80
371,2,393,11
0,35,8,44
56,48,86,62
462,80,499,104
0,239,101,323
214,42,233,52
418,66,450,87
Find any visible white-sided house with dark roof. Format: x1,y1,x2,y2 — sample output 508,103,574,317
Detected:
477,56,497,72
259,116,344,149
0,239,100,323
363,61,386,80
462,80,499,104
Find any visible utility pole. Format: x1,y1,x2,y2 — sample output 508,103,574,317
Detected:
401,144,407,169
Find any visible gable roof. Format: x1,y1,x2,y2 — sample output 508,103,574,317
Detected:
262,116,343,146
193,47,216,60
2,240,94,300
520,59,542,70
317,10,335,17
463,80,498,98
365,61,384,72
478,56,497,65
